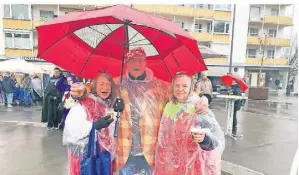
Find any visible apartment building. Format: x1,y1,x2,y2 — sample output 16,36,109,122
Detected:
0,4,295,89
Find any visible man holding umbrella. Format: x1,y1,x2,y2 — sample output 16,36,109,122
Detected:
71,47,209,174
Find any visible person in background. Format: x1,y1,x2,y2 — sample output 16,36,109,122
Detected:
31,75,43,105
0,75,4,106
23,73,34,107
58,74,77,130
195,71,213,104
41,68,63,130
2,72,15,108
275,78,280,90
228,80,242,136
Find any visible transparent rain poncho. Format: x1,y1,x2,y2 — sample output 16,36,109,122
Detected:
153,94,225,175
113,69,170,174
62,93,116,175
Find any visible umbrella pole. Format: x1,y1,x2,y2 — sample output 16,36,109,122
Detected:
119,22,129,87
114,22,129,138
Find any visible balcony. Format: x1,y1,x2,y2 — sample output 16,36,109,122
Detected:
204,58,228,64
3,18,31,30
245,58,288,65
264,16,293,26
133,5,231,20
5,48,33,57
33,20,45,29
190,32,230,43
247,36,290,47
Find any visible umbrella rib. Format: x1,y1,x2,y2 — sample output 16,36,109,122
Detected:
128,32,139,43
162,59,173,79
104,24,113,32
171,52,181,67
130,43,152,46
88,26,108,37
129,38,148,45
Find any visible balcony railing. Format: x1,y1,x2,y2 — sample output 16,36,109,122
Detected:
204,57,228,64
245,58,288,65
190,32,230,43
5,48,33,57
247,36,290,47
264,16,293,26
2,18,31,30
133,5,231,21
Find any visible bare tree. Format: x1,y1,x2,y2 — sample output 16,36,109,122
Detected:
257,34,270,87
287,35,298,83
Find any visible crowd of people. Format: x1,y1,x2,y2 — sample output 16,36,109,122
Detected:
0,72,43,107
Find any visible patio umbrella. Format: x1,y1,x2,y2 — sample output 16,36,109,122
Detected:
220,74,248,92
36,4,207,83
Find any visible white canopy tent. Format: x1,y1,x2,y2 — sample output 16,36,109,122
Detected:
0,58,45,73
199,46,228,58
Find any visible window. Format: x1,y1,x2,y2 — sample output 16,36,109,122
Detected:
268,29,277,38
176,4,185,7
194,23,202,32
195,4,204,8
208,4,213,9
213,21,230,34
282,47,290,58
40,10,55,21
248,28,259,36
207,23,212,33
4,32,31,49
5,33,13,48
175,22,184,28
214,4,231,11
267,49,275,58
247,49,257,58
4,5,11,18
271,8,279,16
4,4,29,19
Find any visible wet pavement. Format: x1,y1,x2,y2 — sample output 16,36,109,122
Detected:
0,95,297,175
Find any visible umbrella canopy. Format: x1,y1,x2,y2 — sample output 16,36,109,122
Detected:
220,74,248,92
0,58,45,73
37,5,207,82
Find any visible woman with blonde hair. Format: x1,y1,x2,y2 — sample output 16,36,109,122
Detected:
153,72,225,175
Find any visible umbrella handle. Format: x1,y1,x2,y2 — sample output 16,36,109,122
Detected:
113,111,120,137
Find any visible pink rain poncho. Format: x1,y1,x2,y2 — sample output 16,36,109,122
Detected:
62,94,116,175
153,94,225,175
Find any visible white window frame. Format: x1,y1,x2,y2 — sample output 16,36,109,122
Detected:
270,8,279,16
213,21,230,34
175,21,184,28
247,49,257,58
40,10,55,21
3,4,30,20
268,29,277,38
248,28,259,36
214,4,231,11
4,31,32,50
194,23,202,33
267,49,275,58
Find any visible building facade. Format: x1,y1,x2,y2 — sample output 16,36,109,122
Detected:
0,4,295,89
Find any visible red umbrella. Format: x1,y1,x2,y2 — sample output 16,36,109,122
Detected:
37,5,207,82
220,74,248,92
